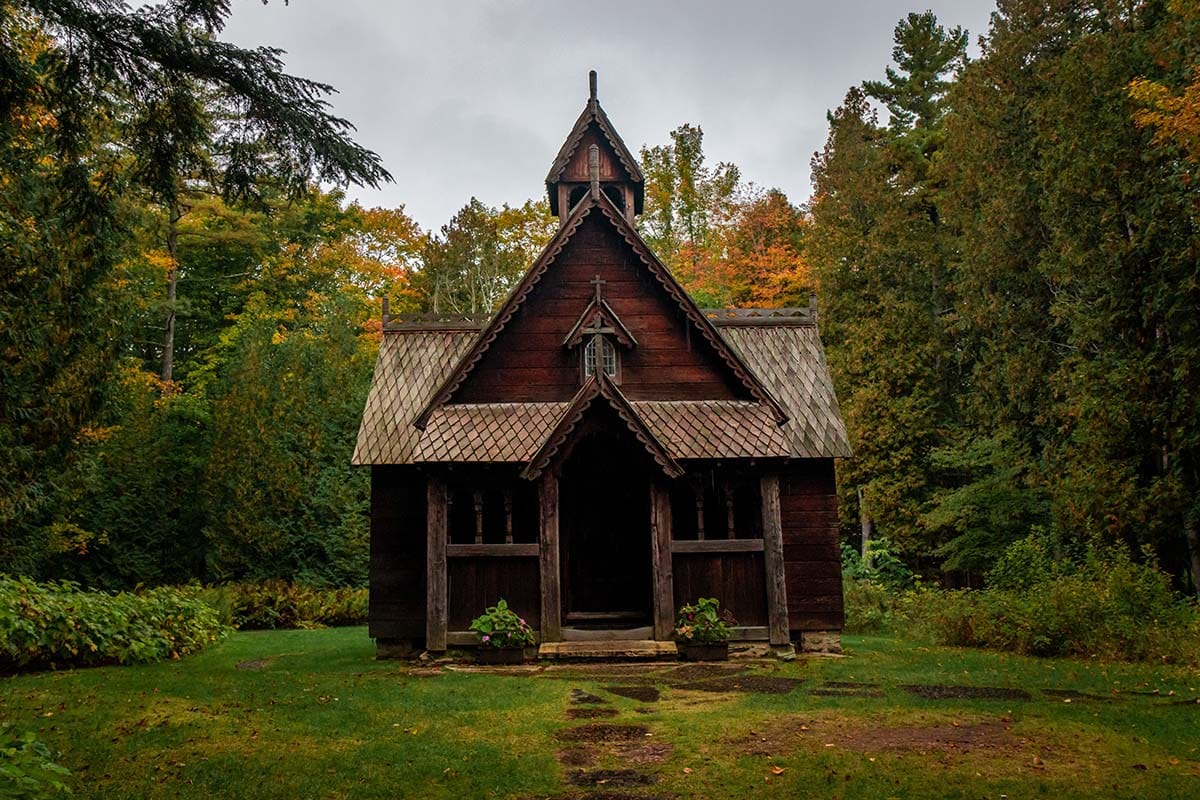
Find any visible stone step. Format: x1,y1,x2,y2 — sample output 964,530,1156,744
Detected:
538,639,680,661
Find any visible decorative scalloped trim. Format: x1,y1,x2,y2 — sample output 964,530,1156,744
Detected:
521,373,683,481
415,188,787,430
591,196,789,423
411,204,593,429
546,100,644,186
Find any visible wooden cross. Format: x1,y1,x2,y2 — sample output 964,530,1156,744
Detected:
590,274,606,302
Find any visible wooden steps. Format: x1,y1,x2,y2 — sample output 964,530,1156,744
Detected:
538,639,680,661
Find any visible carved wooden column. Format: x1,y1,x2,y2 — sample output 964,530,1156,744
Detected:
538,472,561,642
650,482,675,640
760,473,790,647
426,476,448,652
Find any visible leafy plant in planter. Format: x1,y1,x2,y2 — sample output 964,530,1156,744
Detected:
674,597,736,660
469,599,535,664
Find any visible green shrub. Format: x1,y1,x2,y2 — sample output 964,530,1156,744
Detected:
0,726,71,799
674,597,735,644
842,578,909,634
905,539,1200,665
0,577,227,673
469,599,535,648
196,582,367,630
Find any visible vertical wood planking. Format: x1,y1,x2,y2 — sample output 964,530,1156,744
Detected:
426,475,448,651
650,482,675,640
539,473,562,642
760,473,790,646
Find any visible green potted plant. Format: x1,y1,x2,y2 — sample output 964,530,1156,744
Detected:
469,598,535,665
674,597,735,661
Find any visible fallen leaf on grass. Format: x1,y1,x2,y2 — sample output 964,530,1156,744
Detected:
771,766,786,775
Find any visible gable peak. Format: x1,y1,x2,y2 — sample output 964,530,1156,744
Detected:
546,70,644,221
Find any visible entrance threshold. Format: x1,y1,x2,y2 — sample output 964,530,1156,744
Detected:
561,625,653,642
539,639,679,660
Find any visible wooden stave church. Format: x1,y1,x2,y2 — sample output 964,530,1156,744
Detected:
352,73,850,657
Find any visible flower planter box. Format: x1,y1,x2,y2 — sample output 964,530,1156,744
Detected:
677,642,729,661
476,646,526,665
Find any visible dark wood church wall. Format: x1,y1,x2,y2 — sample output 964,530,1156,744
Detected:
456,214,749,403
368,466,427,640
447,558,540,632
671,552,768,628
779,460,844,632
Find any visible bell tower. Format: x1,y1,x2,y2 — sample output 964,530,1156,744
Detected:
545,71,644,225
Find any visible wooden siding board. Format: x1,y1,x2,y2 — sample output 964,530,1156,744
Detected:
779,462,844,633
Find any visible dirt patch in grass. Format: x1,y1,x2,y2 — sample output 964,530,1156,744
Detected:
680,675,803,695
614,740,673,765
808,688,884,698
566,768,656,788
234,658,274,671
556,747,597,768
570,689,607,705
664,664,747,682
823,680,879,689
902,684,1031,701
604,685,660,702
1169,697,1200,707
566,707,618,719
837,720,1018,753
555,723,650,743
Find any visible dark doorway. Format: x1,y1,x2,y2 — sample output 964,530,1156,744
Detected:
558,412,653,628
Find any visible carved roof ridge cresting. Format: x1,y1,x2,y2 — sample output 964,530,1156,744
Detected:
521,371,684,481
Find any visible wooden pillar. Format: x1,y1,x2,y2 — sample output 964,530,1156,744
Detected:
426,476,448,652
760,473,790,647
695,489,706,540
650,482,675,640
472,490,484,544
503,490,514,544
538,472,561,642
724,482,736,539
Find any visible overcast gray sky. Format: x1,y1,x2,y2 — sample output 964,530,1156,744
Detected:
223,1,996,230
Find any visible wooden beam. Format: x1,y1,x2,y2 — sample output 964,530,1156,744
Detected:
670,539,764,554
760,473,790,647
538,473,561,642
650,482,675,640
426,476,448,652
504,490,514,544
447,543,539,558
472,489,484,544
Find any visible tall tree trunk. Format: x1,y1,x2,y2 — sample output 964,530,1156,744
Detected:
1186,520,1200,598
161,199,182,383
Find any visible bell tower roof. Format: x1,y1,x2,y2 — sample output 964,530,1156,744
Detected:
545,70,644,217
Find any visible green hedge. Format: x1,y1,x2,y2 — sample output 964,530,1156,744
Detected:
841,537,1200,666
0,577,226,673
0,725,71,799
196,582,367,630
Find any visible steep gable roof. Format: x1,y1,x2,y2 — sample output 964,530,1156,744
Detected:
413,190,787,429
546,87,644,216
562,297,637,349
521,371,683,481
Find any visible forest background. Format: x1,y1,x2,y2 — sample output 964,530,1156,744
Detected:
3,0,1199,597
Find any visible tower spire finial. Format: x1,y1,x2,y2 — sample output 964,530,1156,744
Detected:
589,70,597,101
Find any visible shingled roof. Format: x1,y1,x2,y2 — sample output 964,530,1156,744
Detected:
351,307,850,467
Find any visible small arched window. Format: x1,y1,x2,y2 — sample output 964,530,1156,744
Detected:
583,336,617,378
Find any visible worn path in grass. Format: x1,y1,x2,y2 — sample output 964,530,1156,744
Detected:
2,628,1198,799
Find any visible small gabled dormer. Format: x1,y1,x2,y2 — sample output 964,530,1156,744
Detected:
546,71,644,225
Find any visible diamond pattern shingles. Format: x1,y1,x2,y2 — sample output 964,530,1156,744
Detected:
633,401,791,460
351,331,477,465
353,321,850,465
413,403,568,463
717,325,852,459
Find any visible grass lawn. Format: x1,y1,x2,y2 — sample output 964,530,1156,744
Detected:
2,628,1198,799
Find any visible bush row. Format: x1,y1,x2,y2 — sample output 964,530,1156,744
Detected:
842,536,1200,666
195,581,367,630
0,577,227,673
